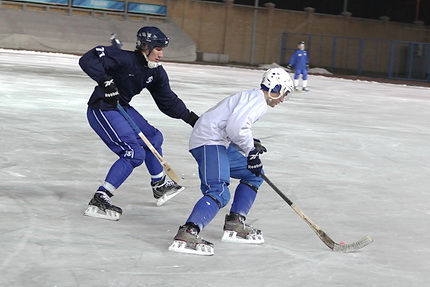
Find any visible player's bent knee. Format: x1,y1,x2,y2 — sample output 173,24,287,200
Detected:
121,150,145,167
241,175,263,191
128,157,144,167
240,180,262,192
206,191,231,208
150,130,164,149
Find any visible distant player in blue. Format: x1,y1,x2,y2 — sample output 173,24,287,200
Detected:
79,26,199,221
287,41,310,92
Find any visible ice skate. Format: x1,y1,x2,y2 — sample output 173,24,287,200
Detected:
168,224,214,256
222,213,264,244
302,87,310,92
110,33,123,49
84,191,122,221
151,176,184,206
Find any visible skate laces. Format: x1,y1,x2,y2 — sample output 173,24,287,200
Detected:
153,177,176,189
186,226,199,237
240,217,259,233
226,213,258,234
96,191,112,204
227,213,246,224
174,225,199,242
181,223,200,237
237,216,252,230
164,179,176,188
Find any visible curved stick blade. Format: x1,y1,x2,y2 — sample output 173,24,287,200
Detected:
332,235,374,252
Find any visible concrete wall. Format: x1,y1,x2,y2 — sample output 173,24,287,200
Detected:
0,3,196,61
1,0,429,67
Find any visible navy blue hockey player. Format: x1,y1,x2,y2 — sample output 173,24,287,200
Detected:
79,26,199,220
287,41,310,92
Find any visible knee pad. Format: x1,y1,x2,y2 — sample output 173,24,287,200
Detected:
206,190,231,208
147,129,164,149
240,176,263,192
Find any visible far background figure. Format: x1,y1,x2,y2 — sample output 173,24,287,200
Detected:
287,41,310,92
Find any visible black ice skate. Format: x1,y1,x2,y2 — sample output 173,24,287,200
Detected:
84,191,122,221
151,176,184,206
302,87,310,92
110,33,123,49
168,224,214,256
222,213,264,244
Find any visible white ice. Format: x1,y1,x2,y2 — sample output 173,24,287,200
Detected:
1,48,430,287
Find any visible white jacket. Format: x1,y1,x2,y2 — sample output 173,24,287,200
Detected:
189,88,267,156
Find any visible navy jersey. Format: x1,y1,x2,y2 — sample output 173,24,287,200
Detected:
288,49,309,70
79,45,191,122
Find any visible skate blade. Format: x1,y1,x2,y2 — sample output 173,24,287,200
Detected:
168,240,214,256
84,205,120,221
156,186,185,207
221,230,264,244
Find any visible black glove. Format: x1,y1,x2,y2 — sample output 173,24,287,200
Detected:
100,76,119,105
247,148,263,176
253,138,267,153
306,64,310,71
187,111,200,127
286,64,292,70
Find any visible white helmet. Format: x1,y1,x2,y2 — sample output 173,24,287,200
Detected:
260,68,294,99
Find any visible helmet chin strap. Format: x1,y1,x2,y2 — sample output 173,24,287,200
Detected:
143,52,161,69
268,90,283,100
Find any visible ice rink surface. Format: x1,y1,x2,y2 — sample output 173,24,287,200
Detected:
1,48,429,287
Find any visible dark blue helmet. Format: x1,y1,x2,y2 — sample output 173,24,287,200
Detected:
136,26,169,51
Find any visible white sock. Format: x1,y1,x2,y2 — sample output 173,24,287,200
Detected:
151,172,165,182
102,181,116,194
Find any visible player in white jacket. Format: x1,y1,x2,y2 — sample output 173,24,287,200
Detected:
168,68,294,255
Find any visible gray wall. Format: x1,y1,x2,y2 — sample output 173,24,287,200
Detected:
0,8,196,61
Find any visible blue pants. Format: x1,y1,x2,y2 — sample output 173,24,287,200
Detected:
186,144,263,231
294,68,308,80
87,106,164,190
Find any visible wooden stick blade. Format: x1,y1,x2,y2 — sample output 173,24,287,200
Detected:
293,204,374,252
332,235,374,252
262,174,374,253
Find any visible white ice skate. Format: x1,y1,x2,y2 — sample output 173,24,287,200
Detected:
168,224,214,256
221,213,264,244
84,205,121,221
151,176,185,206
84,191,122,221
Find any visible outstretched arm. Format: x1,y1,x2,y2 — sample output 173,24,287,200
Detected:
147,67,199,127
